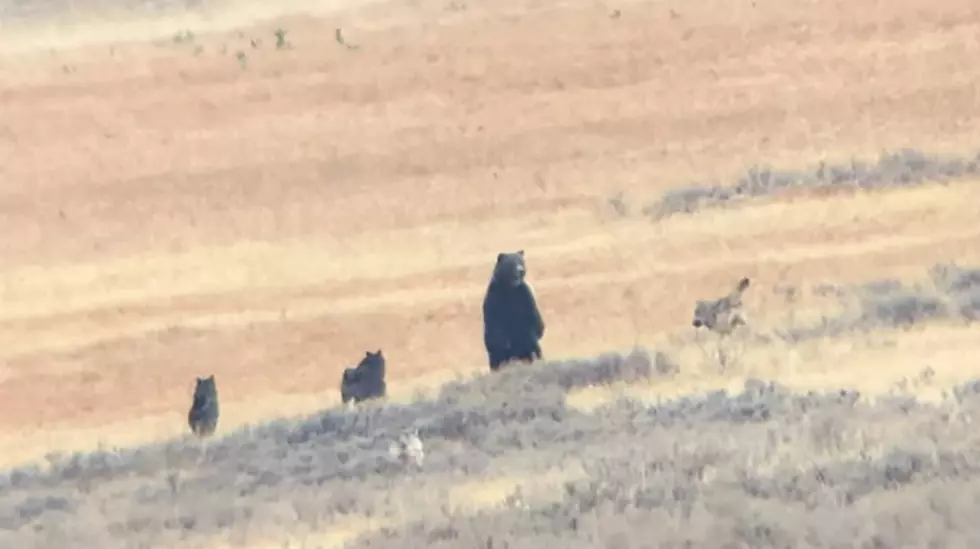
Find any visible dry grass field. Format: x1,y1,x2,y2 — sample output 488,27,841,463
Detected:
1,0,980,546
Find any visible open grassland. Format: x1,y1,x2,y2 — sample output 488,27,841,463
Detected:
5,285,980,548
1,0,980,546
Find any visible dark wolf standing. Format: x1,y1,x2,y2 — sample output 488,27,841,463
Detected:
482,250,546,372
188,375,220,438
692,277,752,335
340,350,387,404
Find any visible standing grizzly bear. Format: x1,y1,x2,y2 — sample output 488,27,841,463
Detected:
482,250,546,372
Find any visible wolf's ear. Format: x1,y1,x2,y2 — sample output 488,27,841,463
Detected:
737,277,751,292
497,253,505,263
517,250,525,257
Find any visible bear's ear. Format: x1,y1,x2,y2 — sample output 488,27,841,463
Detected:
497,253,506,263
376,349,382,355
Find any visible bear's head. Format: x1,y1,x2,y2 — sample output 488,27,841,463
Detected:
359,349,386,372
192,375,218,404
194,375,217,397
493,250,527,287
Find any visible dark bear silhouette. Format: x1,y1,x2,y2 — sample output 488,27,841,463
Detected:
482,250,545,372
340,349,387,404
188,375,219,438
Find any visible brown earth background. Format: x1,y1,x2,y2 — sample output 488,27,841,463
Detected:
1,0,979,470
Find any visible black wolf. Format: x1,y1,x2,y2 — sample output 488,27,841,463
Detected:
341,350,387,404
188,375,219,437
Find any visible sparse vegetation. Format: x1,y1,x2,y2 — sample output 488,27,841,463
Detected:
335,27,360,50
274,28,290,50
3,344,980,548
2,0,979,548
775,262,980,343
606,191,629,217
644,149,980,220
172,30,194,44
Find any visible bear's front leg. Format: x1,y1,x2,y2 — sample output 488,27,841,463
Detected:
488,346,513,372
508,340,541,365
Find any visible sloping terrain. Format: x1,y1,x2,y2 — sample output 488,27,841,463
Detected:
0,0,979,546
4,322,980,548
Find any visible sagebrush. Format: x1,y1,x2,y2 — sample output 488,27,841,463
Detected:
3,338,980,547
